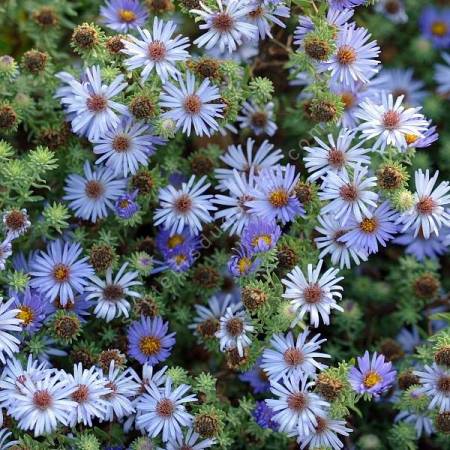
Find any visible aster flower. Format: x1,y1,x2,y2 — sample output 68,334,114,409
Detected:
319,164,379,225
237,100,278,136
414,363,450,412
370,68,426,106
419,6,450,49
114,190,140,219
10,370,77,436
216,305,254,357
247,164,303,224
282,259,344,328
156,227,200,257
395,411,434,438
189,294,234,339
393,228,449,261
121,18,190,82
86,263,141,322
228,244,261,277
239,357,271,394
30,239,94,306
64,161,128,223
435,53,450,95
375,0,407,24
215,138,283,190
246,0,290,40
319,24,380,88
252,401,278,430
339,201,398,254
166,428,216,450
315,214,368,269
348,351,397,397
0,297,22,363
136,377,197,442
261,330,330,381
66,363,111,427
356,92,429,152
160,72,224,137
296,414,352,450
2,208,31,239
101,362,140,421
329,0,365,9
93,118,165,177
408,122,439,149
46,293,93,324
100,0,148,33
294,7,354,46
214,170,258,235
242,219,281,253
154,244,197,273
266,373,329,436
9,287,47,334
0,239,12,271
192,0,258,54
128,315,175,365
57,65,128,141
154,175,217,236
397,169,450,239
304,128,371,182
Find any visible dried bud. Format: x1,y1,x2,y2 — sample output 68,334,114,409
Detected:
315,373,344,401
72,24,98,50
32,7,58,27
192,266,221,289
398,370,420,390
89,244,116,272
304,36,332,61
22,50,48,74
242,286,268,311
435,345,450,367
413,273,440,300
194,412,220,438
98,349,127,371
130,96,157,120
106,35,125,54
0,105,17,131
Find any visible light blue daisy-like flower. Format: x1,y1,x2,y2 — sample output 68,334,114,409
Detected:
419,6,450,49
160,72,224,137
100,0,148,33
64,161,127,223
93,118,165,177
9,287,48,334
414,363,450,412
121,17,190,82
192,0,258,54
241,219,281,253
29,240,94,306
246,0,290,40
237,100,278,136
56,65,128,142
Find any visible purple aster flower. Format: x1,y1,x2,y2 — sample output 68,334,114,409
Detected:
114,191,140,219
414,363,450,412
348,351,397,397
156,227,200,257
192,0,258,54
252,401,278,430
100,0,148,33
408,122,439,149
246,0,290,40
121,17,191,83
228,244,260,277
419,6,450,49
0,238,12,271
56,66,128,142
328,0,366,9
247,164,304,224
160,72,224,137
128,315,176,365
339,201,399,254
93,117,165,177
239,357,270,394
153,243,198,273
46,293,93,323
242,219,281,253
29,240,94,306
319,24,380,88
237,100,278,136
375,0,407,24
9,288,47,334
64,161,128,223
393,228,449,261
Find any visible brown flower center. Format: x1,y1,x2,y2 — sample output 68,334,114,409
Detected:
341,92,355,109
359,217,378,234
103,284,124,301
438,375,450,394
174,194,193,214
85,180,105,199
416,196,436,215
251,111,268,128
287,392,307,411
303,284,323,304
156,398,175,417
53,263,70,282
269,189,289,207
385,0,400,14
382,110,401,130
337,45,357,65
184,94,202,114
86,94,108,113
283,348,304,367
148,41,167,61
112,134,131,153
339,184,358,201
212,12,234,32
72,384,89,403
33,390,53,410
226,317,244,337
328,148,346,168
5,210,27,231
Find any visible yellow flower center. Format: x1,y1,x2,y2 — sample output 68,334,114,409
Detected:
269,189,289,207
174,254,187,265
139,336,161,356
119,9,136,23
118,199,131,209
404,133,419,145
17,306,34,326
168,234,184,249
432,21,448,37
363,371,382,388
238,257,251,274
252,234,272,248
359,218,378,234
